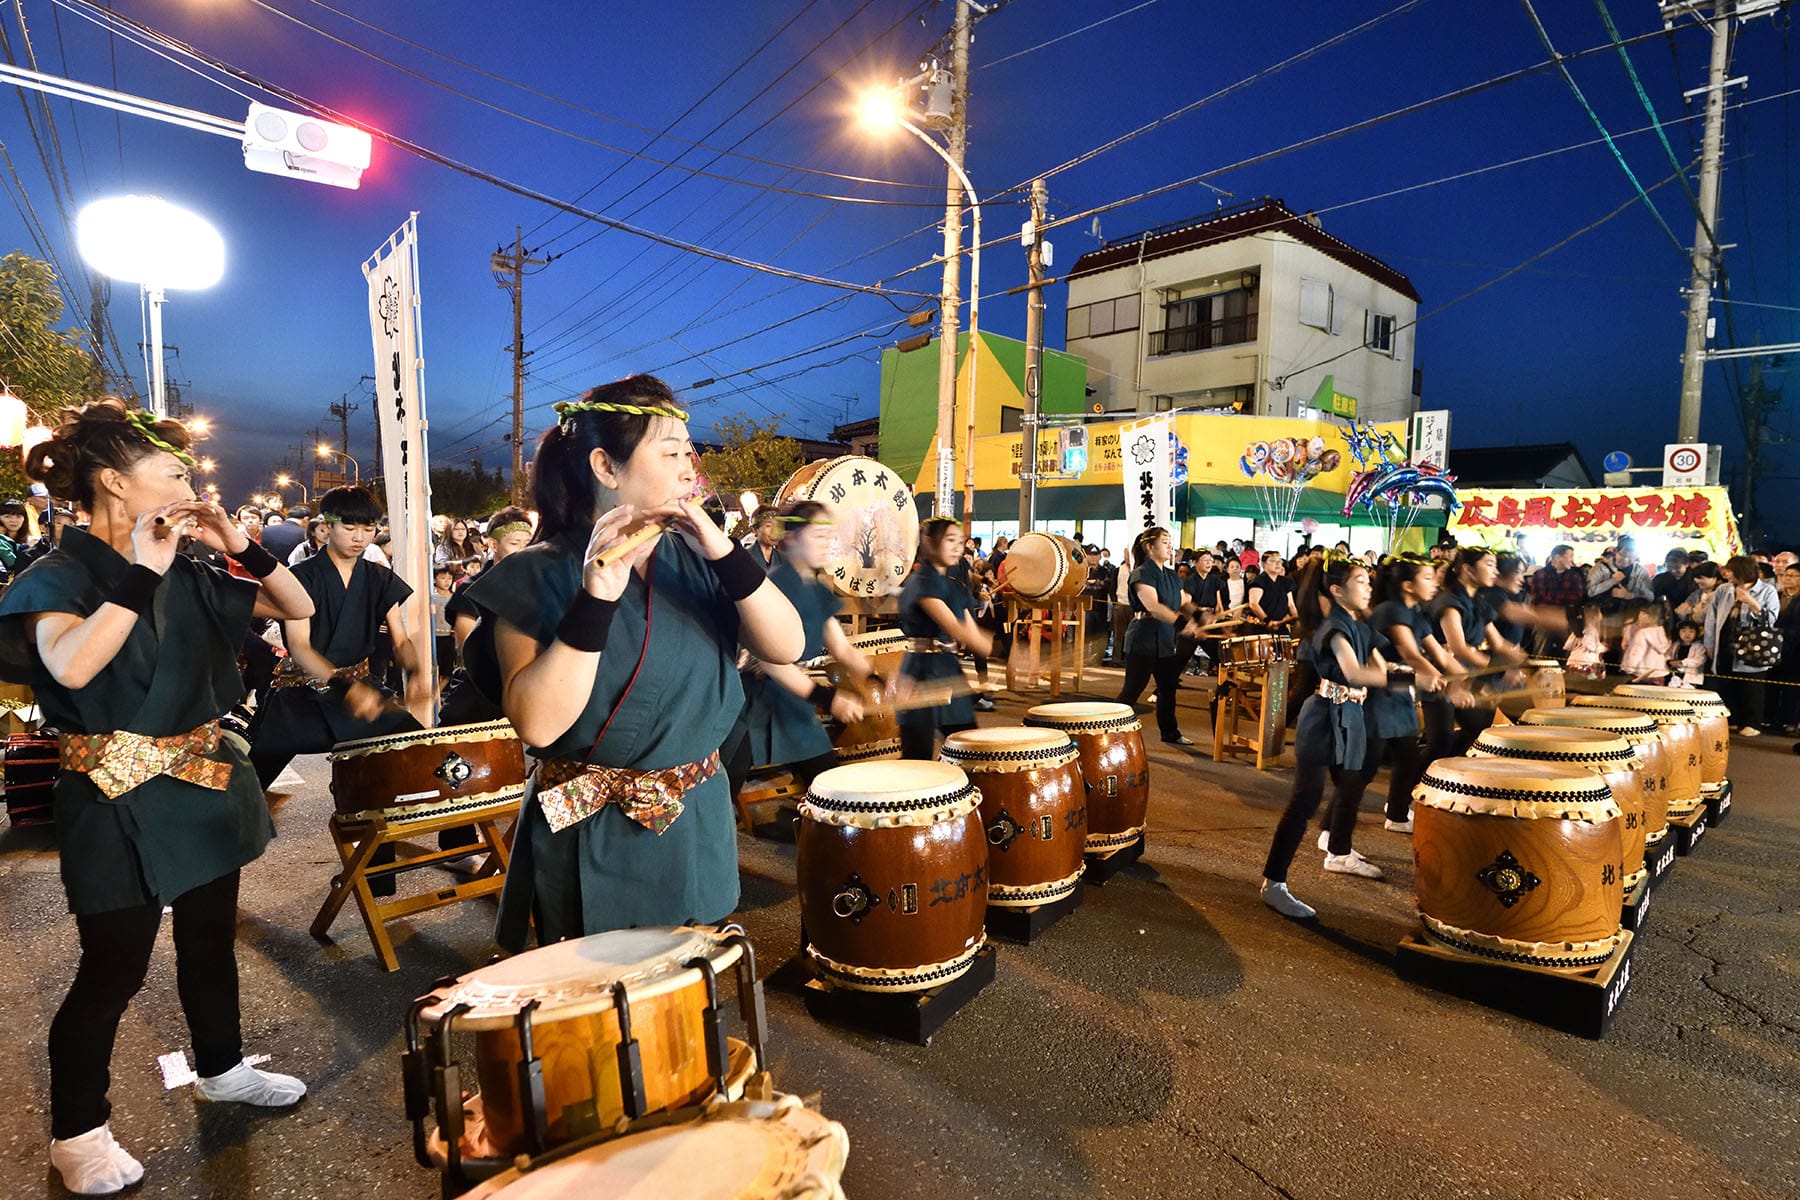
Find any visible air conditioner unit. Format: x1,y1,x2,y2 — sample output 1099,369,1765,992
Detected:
242,102,372,190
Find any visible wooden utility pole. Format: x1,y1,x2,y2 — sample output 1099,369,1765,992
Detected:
1019,179,1049,535
928,0,972,517
1674,0,1734,444
492,227,548,503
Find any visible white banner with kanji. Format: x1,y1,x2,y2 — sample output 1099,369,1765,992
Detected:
1120,417,1172,533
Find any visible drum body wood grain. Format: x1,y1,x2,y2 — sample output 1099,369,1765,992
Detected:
1469,725,1646,889
417,927,754,1158
941,727,1085,907
1571,694,1704,817
1023,702,1148,854
797,762,987,992
1000,532,1089,603
329,720,525,821
1613,684,1730,793
1518,706,1669,845
1412,757,1623,968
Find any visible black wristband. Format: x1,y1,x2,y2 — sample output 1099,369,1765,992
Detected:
228,538,280,579
555,590,618,653
809,683,838,710
105,564,164,614
707,543,767,603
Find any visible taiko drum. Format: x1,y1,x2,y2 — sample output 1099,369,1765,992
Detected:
1518,706,1670,846
940,726,1086,908
1571,693,1705,817
820,628,906,764
1412,757,1624,969
1469,725,1647,890
1612,683,1730,794
329,720,526,822
999,532,1090,604
1023,701,1148,856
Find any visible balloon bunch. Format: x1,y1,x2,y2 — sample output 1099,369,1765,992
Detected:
1169,429,1191,487
1239,434,1341,529
1337,418,1459,551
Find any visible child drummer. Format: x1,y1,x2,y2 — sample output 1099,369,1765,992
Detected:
897,516,993,760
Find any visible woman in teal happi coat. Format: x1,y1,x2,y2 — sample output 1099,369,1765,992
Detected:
463,375,802,951
0,400,316,1195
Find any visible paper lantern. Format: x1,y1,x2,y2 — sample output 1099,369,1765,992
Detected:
0,391,26,447
19,424,51,462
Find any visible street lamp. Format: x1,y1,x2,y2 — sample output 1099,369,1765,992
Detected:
274,472,310,503
857,89,981,520
75,195,224,419
317,443,360,485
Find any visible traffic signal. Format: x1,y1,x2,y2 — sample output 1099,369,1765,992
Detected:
241,102,373,190
1059,425,1089,474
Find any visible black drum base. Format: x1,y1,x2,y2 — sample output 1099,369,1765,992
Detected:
1669,806,1708,856
985,886,1083,945
1642,833,1677,886
1083,834,1145,885
802,944,996,1046
1396,928,1636,1040
1619,871,1654,934
1703,780,1733,827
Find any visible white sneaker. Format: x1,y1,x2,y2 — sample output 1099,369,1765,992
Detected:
50,1125,143,1195
195,1060,307,1107
1384,818,1414,834
1324,851,1384,879
1316,830,1331,852
1260,880,1316,920
1738,726,1761,738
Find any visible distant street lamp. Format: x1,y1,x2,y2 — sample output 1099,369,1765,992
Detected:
857,89,981,519
76,195,224,419
274,472,310,503
317,443,360,485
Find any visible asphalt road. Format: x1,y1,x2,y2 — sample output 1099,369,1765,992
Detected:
2,670,1796,1199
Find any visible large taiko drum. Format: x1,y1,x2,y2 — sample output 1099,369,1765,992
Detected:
1525,659,1567,707
1412,757,1624,968
773,455,919,599
1469,726,1647,890
819,629,907,764
940,726,1086,908
329,720,526,822
456,1094,850,1200
999,532,1089,603
1518,707,1669,847
1023,702,1148,856
796,762,987,992
1613,684,1730,794
1571,694,1705,817
412,926,763,1160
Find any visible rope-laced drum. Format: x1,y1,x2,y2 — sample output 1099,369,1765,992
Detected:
818,629,906,764
772,455,919,599
408,925,766,1164
329,720,526,823
1612,683,1730,796
1469,725,1647,890
1519,707,1669,848
1570,693,1705,817
940,726,1086,908
1412,756,1624,968
796,761,987,992
998,532,1089,604
1023,702,1148,856
1524,659,1566,706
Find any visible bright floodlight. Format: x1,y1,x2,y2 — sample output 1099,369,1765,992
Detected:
77,195,224,291
856,89,903,133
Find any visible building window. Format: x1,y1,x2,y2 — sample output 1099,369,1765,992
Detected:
1065,295,1140,342
1299,277,1334,331
1149,287,1258,356
1367,312,1396,356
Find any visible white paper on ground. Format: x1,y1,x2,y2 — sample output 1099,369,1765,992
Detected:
270,766,305,791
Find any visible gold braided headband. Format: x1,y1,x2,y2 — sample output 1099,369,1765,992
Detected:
319,511,347,525
488,520,532,541
780,513,833,529
553,399,690,424
124,409,195,467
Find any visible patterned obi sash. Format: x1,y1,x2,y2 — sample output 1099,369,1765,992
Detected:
59,720,233,800
534,751,722,835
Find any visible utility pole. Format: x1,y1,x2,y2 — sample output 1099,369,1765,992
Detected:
1673,0,1735,444
492,227,549,504
1019,178,1049,535
927,0,972,518
329,393,357,470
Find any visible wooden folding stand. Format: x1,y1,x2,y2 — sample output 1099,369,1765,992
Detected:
1003,597,1088,698
310,801,517,972
1212,659,1290,770
735,769,805,833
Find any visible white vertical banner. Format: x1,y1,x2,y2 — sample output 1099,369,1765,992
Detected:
1409,409,1452,511
1120,416,1172,534
363,212,436,722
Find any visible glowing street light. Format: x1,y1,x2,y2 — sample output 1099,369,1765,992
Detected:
76,195,224,419
856,89,981,518
274,472,310,503
188,416,211,435
317,443,360,485
198,456,217,474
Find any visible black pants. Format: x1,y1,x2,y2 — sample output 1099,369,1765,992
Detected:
1372,732,1423,823
1449,702,1495,756
1117,653,1184,741
1264,760,1372,882
900,721,976,762
49,871,243,1139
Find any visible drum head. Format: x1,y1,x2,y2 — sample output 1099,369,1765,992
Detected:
942,726,1070,755
421,927,735,1027
1571,694,1699,722
1024,701,1137,728
1519,707,1658,738
1613,683,1727,711
1470,726,1635,766
775,455,918,599
1415,755,1618,819
461,1097,849,1200
804,760,976,825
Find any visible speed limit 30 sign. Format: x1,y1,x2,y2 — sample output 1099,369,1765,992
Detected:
1663,443,1708,487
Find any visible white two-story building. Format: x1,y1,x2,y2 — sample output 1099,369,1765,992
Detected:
1064,198,1420,424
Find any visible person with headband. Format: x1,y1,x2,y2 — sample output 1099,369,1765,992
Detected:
1432,546,1529,754
1116,526,1200,746
0,398,316,1195
896,515,992,759
460,374,802,948
437,505,534,727
724,499,877,794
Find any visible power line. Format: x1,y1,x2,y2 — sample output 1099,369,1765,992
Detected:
980,0,1164,71
57,0,936,301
